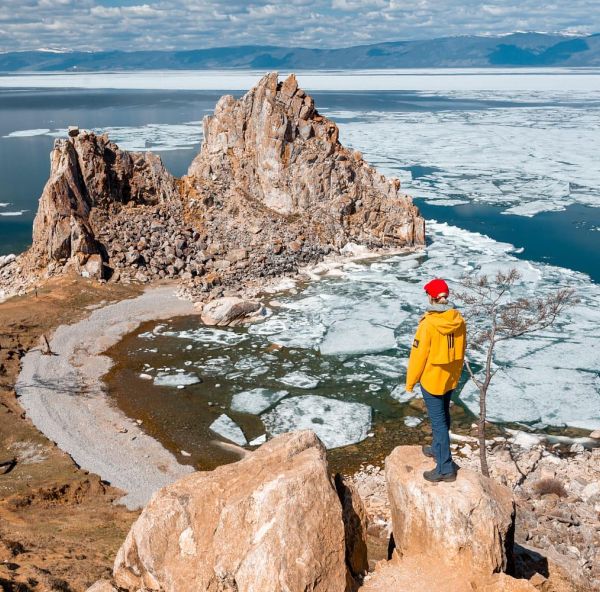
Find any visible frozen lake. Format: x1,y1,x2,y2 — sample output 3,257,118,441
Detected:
1,68,599,277
1,69,598,463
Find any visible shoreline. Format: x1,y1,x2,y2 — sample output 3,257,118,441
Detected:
15,284,198,509
12,242,599,514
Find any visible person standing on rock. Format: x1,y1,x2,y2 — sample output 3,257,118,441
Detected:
405,278,466,483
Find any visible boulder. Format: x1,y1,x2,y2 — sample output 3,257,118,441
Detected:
82,253,106,280
0,253,16,270
201,296,263,326
113,430,364,592
385,446,515,575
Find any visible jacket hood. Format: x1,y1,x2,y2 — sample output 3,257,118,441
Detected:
424,308,464,335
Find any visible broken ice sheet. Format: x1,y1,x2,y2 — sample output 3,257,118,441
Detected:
162,326,247,347
153,371,201,387
390,385,418,403
230,388,288,415
262,395,372,449
209,414,247,446
459,366,600,430
361,355,405,378
320,320,397,357
279,371,320,389
403,416,423,428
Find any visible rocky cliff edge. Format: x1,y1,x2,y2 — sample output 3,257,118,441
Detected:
86,438,541,592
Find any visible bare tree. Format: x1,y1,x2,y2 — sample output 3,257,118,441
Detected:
455,269,575,477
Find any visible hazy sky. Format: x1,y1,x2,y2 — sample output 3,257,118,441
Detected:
1,0,596,52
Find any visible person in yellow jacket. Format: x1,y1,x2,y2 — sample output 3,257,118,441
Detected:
406,278,466,482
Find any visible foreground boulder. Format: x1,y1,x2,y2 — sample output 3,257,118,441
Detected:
112,430,367,592
359,445,526,591
386,445,515,574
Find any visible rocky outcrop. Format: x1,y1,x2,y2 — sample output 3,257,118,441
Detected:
356,445,530,592
184,72,424,251
6,72,425,300
28,131,178,273
111,430,367,592
386,446,515,575
457,434,600,590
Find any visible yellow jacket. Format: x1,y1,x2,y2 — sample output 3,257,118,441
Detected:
406,307,466,396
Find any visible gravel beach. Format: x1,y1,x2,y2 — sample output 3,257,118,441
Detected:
15,285,198,509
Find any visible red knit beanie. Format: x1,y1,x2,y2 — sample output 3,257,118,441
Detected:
424,278,449,299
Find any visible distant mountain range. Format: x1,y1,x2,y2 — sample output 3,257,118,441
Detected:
2,33,600,71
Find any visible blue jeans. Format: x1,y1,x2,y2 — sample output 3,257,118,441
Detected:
422,386,454,475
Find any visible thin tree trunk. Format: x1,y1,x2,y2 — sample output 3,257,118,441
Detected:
478,386,490,477
477,323,496,478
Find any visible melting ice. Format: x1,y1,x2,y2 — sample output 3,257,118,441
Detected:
262,395,372,449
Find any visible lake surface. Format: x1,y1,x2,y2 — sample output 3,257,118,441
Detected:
1,69,598,468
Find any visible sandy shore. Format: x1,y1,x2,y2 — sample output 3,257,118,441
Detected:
15,285,198,509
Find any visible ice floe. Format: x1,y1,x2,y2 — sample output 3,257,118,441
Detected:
230,388,288,415
278,371,320,389
4,128,50,137
390,385,417,403
403,416,423,428
5,123,203,152
262,395,372,449
153,371,201,388
0,210,27,217
320,320,397,357
209,414,247,446
161,326,247,347
331,94,600,215
249,434,267,446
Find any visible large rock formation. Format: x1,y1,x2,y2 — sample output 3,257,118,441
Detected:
386,446,515,574
184,72,425,249
29,131,178,274
11,72,425,299
360,446,528,592
111,430,367,592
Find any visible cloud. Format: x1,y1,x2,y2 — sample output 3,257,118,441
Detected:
0,0,597,52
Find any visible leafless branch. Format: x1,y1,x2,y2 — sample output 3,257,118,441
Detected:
455,268,575,477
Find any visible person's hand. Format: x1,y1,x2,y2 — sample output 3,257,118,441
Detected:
405,385,414,393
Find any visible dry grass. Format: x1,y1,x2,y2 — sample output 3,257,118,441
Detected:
532,478,567,498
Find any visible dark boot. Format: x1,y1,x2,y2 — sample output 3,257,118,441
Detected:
423,469,456,483
422,445,434,458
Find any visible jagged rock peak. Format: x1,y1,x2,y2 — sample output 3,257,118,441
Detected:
29,131,178,271
185,72,425,248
